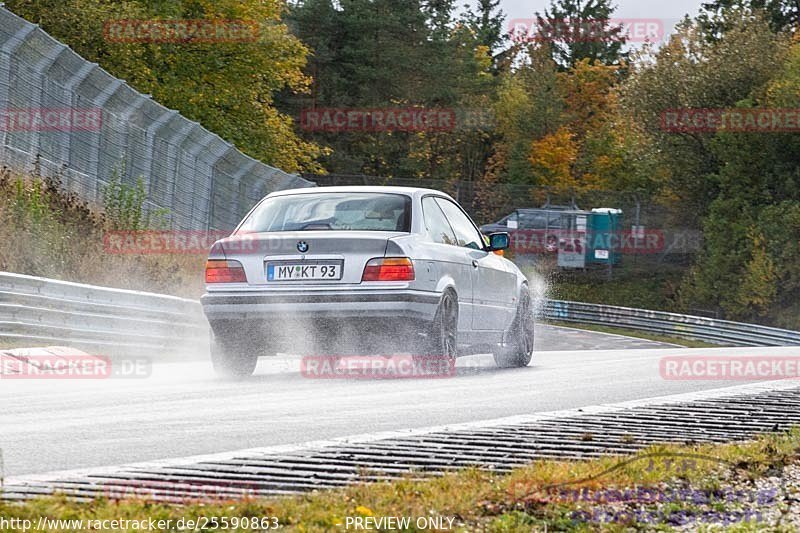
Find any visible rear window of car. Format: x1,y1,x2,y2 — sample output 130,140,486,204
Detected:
237,192,412,233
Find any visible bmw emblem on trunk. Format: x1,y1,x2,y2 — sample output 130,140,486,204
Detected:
297,241,309,253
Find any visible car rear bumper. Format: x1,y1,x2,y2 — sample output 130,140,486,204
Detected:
201,289,441,322
202,289,442,354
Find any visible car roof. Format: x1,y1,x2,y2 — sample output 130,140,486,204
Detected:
517,207,570,212
515,207,591,215
266,185,455,200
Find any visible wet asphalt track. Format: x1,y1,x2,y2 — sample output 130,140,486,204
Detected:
0,325,762,477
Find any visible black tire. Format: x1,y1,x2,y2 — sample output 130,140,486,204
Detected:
494,288,535,368
414,291,458,372
210,332,258,378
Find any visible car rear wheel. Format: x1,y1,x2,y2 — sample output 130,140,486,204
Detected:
210,332,259,378
425,290,458,360
412,290,458,376
494,288,534,368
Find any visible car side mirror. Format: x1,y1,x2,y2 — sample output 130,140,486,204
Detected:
487,232,510,252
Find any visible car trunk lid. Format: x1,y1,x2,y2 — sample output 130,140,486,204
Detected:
217,231,405,286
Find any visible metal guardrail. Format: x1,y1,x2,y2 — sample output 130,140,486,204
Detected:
0,272,208,357
1,272,799,355
543,300,800,347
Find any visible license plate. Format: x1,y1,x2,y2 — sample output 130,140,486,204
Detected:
267,262,342,281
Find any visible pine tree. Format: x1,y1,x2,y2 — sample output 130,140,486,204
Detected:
461,0,506,55
285,0,494,178
424,0,457,40
535,0,628,69
699,0,800,35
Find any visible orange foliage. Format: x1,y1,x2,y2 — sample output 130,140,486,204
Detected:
528,126,579,195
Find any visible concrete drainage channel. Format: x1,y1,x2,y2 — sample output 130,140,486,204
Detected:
3,381,800,503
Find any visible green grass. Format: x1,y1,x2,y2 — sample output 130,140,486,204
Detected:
0,170,205,299
532,255,800,333
3,429,799,531
546,321,722,348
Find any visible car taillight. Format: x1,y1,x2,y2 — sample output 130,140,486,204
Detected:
362,257,415,282
205,260,247,283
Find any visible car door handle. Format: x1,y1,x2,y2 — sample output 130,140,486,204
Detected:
472,260,479,268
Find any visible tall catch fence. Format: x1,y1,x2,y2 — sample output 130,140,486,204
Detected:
0,7,312,231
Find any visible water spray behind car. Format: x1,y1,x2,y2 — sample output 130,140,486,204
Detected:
526,268,549,322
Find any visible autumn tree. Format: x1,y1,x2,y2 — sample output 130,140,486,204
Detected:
7,0,324,172
489,44,563,184
620,11,788,224
679,37,800,323
528,126,581,195
524,58,646,198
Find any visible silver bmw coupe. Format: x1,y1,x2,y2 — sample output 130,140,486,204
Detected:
201,186,534,377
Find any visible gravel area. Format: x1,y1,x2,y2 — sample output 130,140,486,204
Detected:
555,462,800,530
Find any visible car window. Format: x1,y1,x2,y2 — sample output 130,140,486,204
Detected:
434,198,484,250
237,193,411,233
515,212,565,229
422,196,457,245
518,213,546,229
